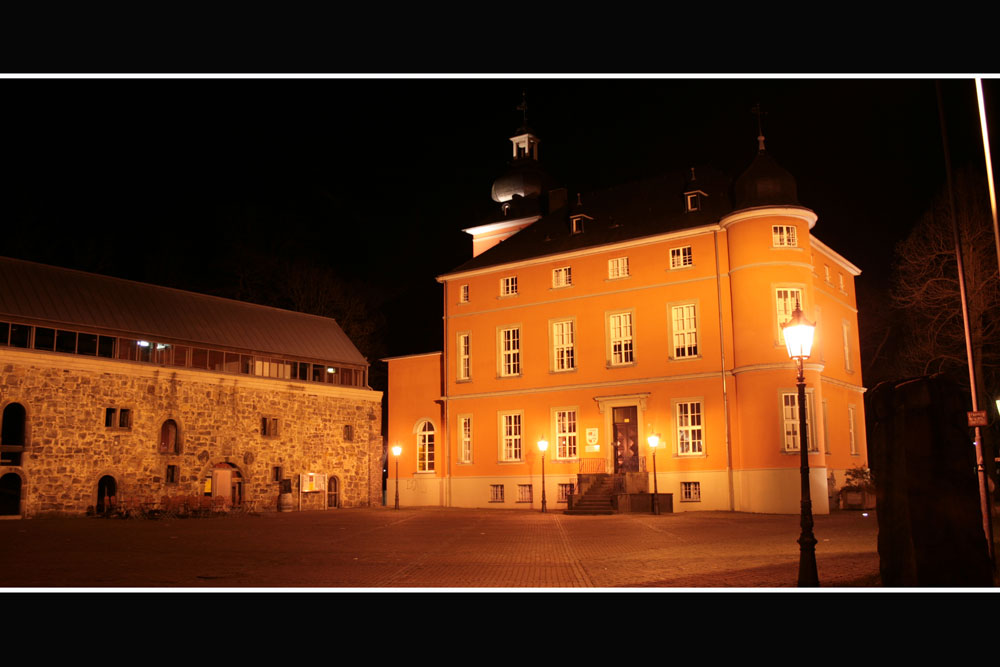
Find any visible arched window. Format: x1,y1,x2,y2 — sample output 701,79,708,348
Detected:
417,421,435,472
159,419,179,454
1,403,26,466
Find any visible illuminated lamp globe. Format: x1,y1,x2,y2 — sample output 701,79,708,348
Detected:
782,305,815,360
537,439,549,453
391,445,402,457
647,434,659,450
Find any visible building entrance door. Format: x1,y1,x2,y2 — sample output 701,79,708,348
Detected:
612,406,639,473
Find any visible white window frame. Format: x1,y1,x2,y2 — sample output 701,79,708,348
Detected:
848,404,858,455
775,287,804,345
517,484,533,503
416,420,435,472
551,319,575,372
499,411,523,462
839,272,846,292
490,484,505,503
552,266,572,288
680,481,701,502
500,276,518,297
457,332,471,381
554,408,578,460
780,391,816,453
772,225,798,247
824,264,832,283
670,303,699,360
459,284,469,303
670,245,693,269
498,326,521,377
558,483,575,503
459,414,473,463
843,320,853,372
607,311,635,366
675,400,704,456
608,257,630,280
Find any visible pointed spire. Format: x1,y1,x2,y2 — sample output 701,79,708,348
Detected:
751,103,767,153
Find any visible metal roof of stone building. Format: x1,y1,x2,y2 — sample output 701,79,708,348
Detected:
443,167,735,277
0,257,368,366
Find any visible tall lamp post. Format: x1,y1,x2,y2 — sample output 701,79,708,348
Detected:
647,434,661,515
537,439,548,513
391,444,401,510
782,303,819,587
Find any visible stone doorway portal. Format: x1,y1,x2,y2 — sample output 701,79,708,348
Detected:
0,473,21,516
96,475,117,514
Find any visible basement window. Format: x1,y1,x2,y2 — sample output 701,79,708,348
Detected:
681,481,701,502
517,484,533,503
489,484,505,503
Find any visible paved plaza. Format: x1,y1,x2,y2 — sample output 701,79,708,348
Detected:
0,507,881,589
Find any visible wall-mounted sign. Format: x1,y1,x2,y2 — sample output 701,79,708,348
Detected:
586,428,599,445
300,473,326,493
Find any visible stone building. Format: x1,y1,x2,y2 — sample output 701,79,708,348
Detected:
0,257,382,518
386,121,868,514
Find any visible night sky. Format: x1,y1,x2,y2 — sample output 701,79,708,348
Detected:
3,76,997,386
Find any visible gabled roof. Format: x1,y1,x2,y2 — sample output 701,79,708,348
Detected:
442,167,732,277
0,257,368,366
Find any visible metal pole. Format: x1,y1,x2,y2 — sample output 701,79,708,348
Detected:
394,457,399,510
797,358,819,587
652,449,660,515
540,450,547,513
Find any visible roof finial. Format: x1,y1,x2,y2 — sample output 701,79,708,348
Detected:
751,103,767,153
689,167,696,181
576,192,582,206
516,90,529,128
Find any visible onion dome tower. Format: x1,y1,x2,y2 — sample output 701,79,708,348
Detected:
490,92,552,209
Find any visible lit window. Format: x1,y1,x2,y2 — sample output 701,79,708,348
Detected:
501,276,518,297
608,257,630,279
417,420,435,472
609,312,634,365
772,225,798,247
681,481,701,502
518,484,533,503
552,266,572,288
261,417,280,437
499,327,521,377
458,333,471,381
490,484,505,502
500,412,522,461
781,393,815,452
558,483,575,503
671,304,698,359
459,284,469,303
459,415,473,463
775,288,803,344
552,320,575,372
555,410,578,459
676,401,703,456
670,246,693,269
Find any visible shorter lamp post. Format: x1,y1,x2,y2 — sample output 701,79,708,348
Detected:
537,439,548,513
391,444,401,510
647,433,661,515
782,303,819,587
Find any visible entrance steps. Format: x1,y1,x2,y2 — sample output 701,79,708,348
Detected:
564,474,615,515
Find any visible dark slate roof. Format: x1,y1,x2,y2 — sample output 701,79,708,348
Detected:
733,150,799,208
0,257,368,366
445,167,733,275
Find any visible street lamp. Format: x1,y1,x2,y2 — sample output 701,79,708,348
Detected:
391,444,401,510
782,303,819,587
647,433,661,515
537,439,548,513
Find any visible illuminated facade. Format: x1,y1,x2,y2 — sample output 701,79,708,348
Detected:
386,125,867,514
0,258,382,517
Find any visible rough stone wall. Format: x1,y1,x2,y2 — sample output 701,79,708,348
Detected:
0,352,382,517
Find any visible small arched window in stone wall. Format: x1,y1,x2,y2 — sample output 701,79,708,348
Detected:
1,403,26,466
159,419,180,454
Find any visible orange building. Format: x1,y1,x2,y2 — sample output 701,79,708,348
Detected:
386,125,867,514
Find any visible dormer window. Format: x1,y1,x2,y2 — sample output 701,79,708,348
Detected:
685,190,707,213
571,217,585,234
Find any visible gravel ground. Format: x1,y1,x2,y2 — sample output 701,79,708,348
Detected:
0,507,881,589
